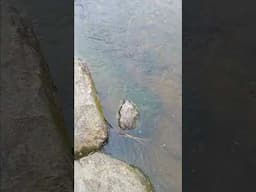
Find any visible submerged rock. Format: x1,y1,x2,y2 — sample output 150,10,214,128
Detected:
75,152,153,192
1,5,72,192
118,100,139,130
74,59,108,159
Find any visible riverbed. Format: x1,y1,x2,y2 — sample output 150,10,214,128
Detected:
75,0,181,191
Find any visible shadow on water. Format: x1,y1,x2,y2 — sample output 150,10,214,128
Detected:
75,0,181,191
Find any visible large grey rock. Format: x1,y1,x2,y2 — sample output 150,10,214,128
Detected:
0,4,72,192
75,152,153,192
75,59,108,158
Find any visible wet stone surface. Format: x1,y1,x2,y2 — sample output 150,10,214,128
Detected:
118,100,139,130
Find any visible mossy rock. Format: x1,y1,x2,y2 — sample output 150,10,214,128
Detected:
74,59,108,159
75,152,154,192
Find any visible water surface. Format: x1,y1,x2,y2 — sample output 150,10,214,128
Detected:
75,0,181,191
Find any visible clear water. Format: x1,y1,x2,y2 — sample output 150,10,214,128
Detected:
75,0,181,191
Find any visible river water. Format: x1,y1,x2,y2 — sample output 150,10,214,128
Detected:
75,0,181,191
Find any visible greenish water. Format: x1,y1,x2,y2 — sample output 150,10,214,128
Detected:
75,0,181,191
